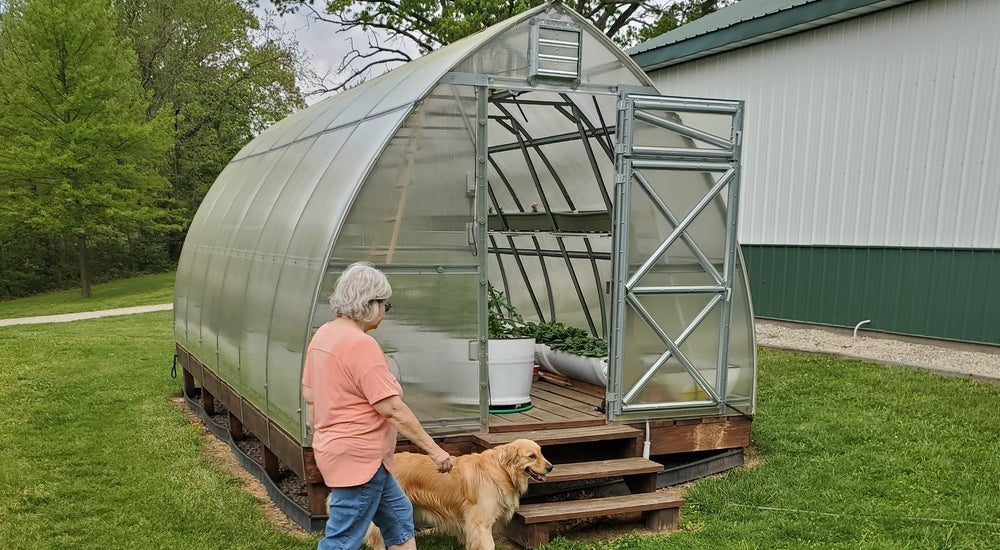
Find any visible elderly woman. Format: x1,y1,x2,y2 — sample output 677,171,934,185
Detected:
303,261,453,550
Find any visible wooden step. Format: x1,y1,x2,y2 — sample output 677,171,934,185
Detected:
542,457,663,484
506,492,684,548
474,424,641,448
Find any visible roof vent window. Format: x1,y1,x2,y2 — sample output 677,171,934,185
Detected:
529,19,582,84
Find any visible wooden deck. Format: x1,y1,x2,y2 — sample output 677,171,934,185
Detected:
488,376,607,432
178,344,750,535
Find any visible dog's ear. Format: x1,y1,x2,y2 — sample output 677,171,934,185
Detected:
496,442,517,467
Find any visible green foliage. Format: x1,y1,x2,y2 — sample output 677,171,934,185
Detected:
117,0,306,254
0,0,174,296
658,349,1000,549
487,282,532,339
272,0,735,91
487,285,607,354
522,320,608,357
0,229,174,299
0,0,305,298
633,0,736,45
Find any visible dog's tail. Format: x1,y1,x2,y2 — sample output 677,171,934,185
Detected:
363,523,386,550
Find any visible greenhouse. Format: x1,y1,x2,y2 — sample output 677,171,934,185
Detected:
173,1,756,529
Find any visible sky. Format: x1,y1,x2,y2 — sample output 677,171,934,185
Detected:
253,3,346,104
253,2,409,105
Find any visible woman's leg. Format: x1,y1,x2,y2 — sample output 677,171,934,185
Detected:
371,471,415,550
317,466,390,550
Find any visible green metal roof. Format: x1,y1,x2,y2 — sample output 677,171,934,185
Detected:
630,0,919,70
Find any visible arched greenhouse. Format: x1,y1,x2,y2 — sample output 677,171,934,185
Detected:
174,1,756,531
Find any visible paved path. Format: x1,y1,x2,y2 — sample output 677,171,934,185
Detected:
0,303,173,327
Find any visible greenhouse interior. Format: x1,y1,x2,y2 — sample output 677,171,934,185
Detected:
173,0,756,529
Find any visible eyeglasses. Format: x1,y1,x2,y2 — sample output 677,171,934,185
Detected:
375,299,392,313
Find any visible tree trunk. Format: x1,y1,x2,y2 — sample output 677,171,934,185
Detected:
77,235,92,298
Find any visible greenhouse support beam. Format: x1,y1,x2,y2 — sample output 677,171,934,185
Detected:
715,102,745,415
625,168,735,289
488,124,614,154
487,245,610,261
562,97,614,212
442,72,657,97
475,86,490,431
631,95,740,114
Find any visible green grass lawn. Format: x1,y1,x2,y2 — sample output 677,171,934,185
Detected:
1,312,997,549
0,272,175,319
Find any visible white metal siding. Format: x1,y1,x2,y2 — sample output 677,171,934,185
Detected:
647,0,1000,248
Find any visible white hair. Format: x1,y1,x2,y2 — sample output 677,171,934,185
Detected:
329,261,392,323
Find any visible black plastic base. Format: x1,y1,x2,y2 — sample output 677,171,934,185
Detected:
182,389,328,532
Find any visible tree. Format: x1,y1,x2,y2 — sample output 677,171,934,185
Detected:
268,0,736,95
117,0,306,257
638,0,732,42
0,0,173,297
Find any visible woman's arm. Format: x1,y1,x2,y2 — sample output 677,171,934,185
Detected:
373,395,453,472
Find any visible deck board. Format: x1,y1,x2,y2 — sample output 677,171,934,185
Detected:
532,387,603,413
487,379,605,430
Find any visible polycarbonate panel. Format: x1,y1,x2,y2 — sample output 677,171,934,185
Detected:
330,85,479,268
617,260,757,412
292,83,373,141
241,132,353,433
200,152,281,377
726,259,755,412
453,5,648,88
235,106,317,160
371,271,479,429
174,159,246,347
628,168,729,268
266,110,409,439
320,84,481,431
619,272,722,403
212,139,318,411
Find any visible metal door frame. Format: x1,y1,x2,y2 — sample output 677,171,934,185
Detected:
607,92,744,420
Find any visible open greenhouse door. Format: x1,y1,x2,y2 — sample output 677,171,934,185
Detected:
607,93,745,420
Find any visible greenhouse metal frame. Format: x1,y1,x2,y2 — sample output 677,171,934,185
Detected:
174,1,756,527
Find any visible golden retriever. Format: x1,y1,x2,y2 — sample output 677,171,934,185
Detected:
365,438,553,550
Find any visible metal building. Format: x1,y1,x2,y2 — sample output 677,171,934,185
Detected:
632,0,1000,344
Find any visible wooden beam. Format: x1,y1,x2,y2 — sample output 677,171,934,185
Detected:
644,416,751,455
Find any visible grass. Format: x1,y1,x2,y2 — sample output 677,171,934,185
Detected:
1,311,998,549
0,313,314,549
544,350,1000,550
0,272,175,319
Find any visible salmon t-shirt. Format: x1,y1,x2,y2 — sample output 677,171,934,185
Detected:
302,320,401,487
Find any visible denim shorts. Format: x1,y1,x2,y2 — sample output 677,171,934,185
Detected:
317,464,414,550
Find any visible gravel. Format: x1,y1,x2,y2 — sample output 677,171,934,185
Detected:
755,319,1000,382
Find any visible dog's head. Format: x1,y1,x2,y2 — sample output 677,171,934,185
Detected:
501,439,553,482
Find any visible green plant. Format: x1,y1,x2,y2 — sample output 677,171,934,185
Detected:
487,282,531,339
524,320,609,358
